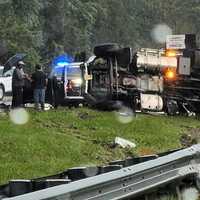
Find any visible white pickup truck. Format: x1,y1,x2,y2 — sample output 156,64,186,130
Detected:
0,67,14,101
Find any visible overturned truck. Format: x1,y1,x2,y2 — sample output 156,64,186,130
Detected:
82,34,200,115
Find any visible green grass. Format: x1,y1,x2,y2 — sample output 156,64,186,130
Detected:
0,107,199,184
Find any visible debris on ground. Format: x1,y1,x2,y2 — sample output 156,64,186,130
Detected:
114,137,136,149
24,103,53,110
138,147,156,156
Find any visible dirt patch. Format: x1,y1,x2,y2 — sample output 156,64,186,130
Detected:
138,147,156,156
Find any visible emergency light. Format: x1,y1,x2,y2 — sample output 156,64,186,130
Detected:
165,50,177,57
164,68,176,80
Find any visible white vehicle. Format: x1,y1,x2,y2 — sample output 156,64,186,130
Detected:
0,67,14,101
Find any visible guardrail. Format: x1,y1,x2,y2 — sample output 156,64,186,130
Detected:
1,145,200,200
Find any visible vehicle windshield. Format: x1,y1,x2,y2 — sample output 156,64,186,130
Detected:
66,66,81,79
3,68,15,77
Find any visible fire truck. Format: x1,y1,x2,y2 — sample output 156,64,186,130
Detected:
82,34,200,115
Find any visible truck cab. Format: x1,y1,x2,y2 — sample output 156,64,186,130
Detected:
82,44,136,110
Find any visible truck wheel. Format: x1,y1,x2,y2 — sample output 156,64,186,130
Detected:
94,43,120,57
0,85,4,100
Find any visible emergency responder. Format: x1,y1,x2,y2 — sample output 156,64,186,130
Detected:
12,61,25,108
31,64,48,110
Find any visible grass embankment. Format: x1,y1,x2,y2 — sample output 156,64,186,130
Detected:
0,107,199,184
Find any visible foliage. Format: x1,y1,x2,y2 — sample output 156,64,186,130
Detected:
0,0,200,69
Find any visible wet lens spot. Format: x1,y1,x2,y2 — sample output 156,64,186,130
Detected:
9,108,29,125
151,24,172,44
115,106,135,124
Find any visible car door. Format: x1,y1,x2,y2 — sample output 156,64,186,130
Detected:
64,63,83,99
2,68,14,93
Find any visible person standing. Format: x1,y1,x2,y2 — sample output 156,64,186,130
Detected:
12,61,25,108
31,64,47,110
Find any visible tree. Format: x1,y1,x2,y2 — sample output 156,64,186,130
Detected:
1,0,200,68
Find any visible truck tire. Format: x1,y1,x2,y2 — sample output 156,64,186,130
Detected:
94,43,120,57
0,85,4,100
